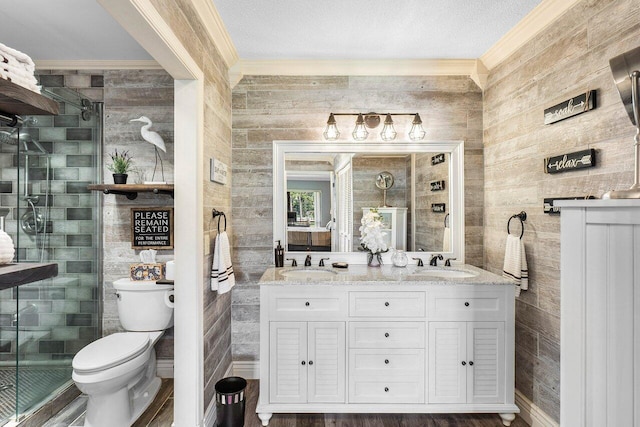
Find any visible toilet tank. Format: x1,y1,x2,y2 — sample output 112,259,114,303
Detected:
113,279,174,331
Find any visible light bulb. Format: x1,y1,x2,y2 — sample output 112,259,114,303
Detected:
409,113,426,141
380,114,397,141
352,113,369,141
323,113,340,140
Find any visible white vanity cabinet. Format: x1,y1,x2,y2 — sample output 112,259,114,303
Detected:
258,281,517,426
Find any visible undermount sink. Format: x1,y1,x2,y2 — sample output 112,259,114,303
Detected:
412,269,478,279
280,269,338,279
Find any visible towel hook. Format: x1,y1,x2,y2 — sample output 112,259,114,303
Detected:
507,211,527,239
444,213,450,228
212,209,227,233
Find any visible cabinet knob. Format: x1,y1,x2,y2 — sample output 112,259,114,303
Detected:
305,301,310,306
384,359,389,364
464,302,470,307
308,360,313,365
469,361,474,366
461,361,466,366
384,332,390,338
384,301,389,307
301,361,306,365
384,387,389,392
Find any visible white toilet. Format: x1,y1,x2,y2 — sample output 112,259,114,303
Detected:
72,279,174,427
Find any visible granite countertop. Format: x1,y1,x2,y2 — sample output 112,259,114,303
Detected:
258,263,512,286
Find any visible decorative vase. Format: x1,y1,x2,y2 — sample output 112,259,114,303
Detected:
113,173,128,184
0,230,15,265
367,251,383,267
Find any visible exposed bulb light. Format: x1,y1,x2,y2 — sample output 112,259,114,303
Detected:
352,113,369,141
323,113,340,140
380,114,397,141
409,113,426,141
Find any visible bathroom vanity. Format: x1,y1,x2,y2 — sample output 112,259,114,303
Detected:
256,265,518,426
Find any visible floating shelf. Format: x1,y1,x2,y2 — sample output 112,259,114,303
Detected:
0,79,59,117
87,184,174,200
0,263,58,291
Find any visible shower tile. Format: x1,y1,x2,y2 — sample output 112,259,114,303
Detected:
52,248,80,260
65,181,91,193
67,235,92,247
51,328,78,341
45,220,53,233
79,301,97,313
65,74,91,88
53,168,80,181
67,156,93,168
66,314,92,327
54,141,80,154
36,301,53,313
0,314,10,326
66,208,92,220
38,75,64,87
66,129,92,141
40,141,54,153
16,313,39,327
0,341,11,353
33,194,55,206
66,261,93,274
53,195,79,207
77,194,95,207
28,167,48,180
0,181,12,193
65,339,92,354
40,313,65,326
39,127,66,141
39,340,65,353
54,115,80,128
42,287,66,300
79,327,98,340
53,300,80,313
91,75,104,87
14,288,39,299
30,116,54,127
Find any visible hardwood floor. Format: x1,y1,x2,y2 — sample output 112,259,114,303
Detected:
47,379,530,426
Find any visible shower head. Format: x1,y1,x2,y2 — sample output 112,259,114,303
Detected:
0,130,19,146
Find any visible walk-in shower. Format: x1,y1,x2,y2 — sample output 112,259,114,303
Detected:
0,86,102,424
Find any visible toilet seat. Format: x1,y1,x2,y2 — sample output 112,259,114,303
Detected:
73,333,150,373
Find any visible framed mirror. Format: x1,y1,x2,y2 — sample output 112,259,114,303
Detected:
273,140,465,264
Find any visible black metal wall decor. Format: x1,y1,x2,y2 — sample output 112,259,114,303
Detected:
544,90,596,125
544,149,596,174
431,153,445,165
432,203,446,213
430,180,445,192
543,196,596,214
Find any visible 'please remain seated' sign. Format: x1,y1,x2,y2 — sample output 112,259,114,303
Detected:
131,207,174,250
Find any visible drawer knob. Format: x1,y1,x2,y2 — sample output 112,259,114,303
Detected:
309,360,314,365
469,361,474,366
384,301,389,307
301,361,306,365
464,302,470,307
461,361,466,366
384,332,390,338
384,359,389,364
384,387,389,392
305,301,310,306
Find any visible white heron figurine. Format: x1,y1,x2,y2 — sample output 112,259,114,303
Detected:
130,116,166,183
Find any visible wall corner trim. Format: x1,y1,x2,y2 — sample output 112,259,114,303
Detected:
470,59,488,90
190,0,239,69
515,389,559,427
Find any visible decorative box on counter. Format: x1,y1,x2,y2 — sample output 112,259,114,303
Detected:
130,263,165,281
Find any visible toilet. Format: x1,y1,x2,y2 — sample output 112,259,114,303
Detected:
72,279,174,427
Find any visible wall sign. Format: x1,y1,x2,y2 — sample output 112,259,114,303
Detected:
210,158,228,185
131,207,174,249
544,90,596,125
430,180,445,192
432,203,446,213
431,153,445,165
543,196,595,214
545,149,596,174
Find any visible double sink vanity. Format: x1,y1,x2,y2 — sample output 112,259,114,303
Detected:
256,264,519,426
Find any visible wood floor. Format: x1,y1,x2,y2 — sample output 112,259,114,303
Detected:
132,379,530,427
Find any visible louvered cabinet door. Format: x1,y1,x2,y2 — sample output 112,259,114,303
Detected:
269,322,308,403
307,322,346,403
428,322,466,403
467,322,505,404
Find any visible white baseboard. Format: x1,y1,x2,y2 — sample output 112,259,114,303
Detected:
515,389,559,427
204,398,216,427
232,361,259,379
157,359,174,378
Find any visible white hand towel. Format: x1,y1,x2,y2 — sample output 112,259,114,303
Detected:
443,227,451,252
210,231,235,294
0,42,35,72
502,234,528,297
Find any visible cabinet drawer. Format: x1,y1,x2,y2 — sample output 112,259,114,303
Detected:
349,291,426,317
349,377,424,403
349,322,425,348
349,348,424,377
268,289,346,320
429,290,505,321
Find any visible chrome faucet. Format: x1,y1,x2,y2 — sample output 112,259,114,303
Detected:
430,254,443,266
444,258,457,267
304,255,312,267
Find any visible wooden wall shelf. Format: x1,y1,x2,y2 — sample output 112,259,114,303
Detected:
0,79,59,117
88,184,174,200
0,263,58,290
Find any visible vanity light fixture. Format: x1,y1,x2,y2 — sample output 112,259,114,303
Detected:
322,112,426,141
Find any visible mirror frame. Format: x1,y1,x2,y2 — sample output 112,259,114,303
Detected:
273,140,465,265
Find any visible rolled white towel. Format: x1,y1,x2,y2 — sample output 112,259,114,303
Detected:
0,42,35,72
0,68,41,93
2,63,37,84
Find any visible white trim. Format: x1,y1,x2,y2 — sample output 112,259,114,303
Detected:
238,59,477,77
203,399,216,427
515,389,559,427
190,0,239,68
35,60,161,70
233,361,260,380
480,0,582,70
156,359,174,378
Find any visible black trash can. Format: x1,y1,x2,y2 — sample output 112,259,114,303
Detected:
215,376,247,427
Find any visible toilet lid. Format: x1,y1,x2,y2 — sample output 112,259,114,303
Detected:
73,333,150,373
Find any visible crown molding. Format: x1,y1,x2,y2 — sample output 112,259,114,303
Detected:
190,0,239,68
35,59,162,70
238,59,477,77
481,0,582,70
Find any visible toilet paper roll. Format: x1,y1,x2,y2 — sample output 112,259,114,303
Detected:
165,260,175,281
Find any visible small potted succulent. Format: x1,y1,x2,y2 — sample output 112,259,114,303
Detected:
107,149,133,184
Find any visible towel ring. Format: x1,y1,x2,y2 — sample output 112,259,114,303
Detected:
212,209,227,233
507,211,527,239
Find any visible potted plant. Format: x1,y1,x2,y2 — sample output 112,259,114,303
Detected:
358,208,388,266
107,149,133,184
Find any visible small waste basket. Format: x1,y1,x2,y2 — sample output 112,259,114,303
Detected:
215,376,247,427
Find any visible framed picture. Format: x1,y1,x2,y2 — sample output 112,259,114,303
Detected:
131,207,174,249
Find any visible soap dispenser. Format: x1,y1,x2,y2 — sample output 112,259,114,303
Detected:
274,240,284,267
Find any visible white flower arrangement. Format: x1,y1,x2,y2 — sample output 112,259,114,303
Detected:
359,209,388,254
